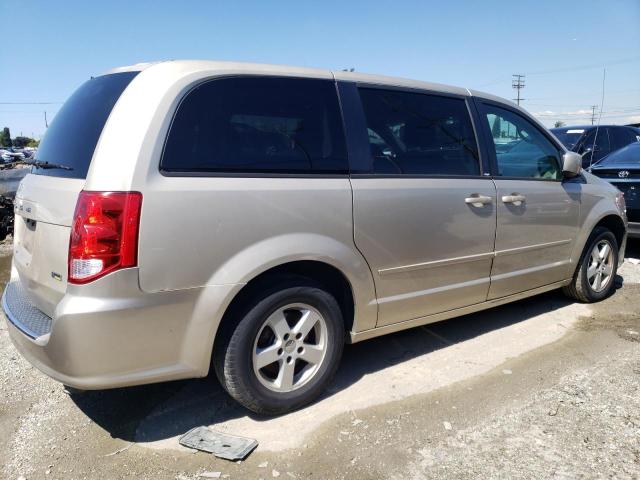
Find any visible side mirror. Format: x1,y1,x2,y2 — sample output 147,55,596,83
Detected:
562,152,582,178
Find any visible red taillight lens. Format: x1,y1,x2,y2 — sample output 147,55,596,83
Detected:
68,191,142,284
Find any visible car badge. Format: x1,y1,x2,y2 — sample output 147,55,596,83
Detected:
618,170,630,178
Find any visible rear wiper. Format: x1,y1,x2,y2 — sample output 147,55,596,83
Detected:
26,159,74,171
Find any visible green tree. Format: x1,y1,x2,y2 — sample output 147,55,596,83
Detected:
12,136,34,148
554,121,565,128
0,127,12,147
27,138,40,148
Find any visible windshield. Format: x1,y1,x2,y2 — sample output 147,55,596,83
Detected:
33,71,138,179
550,129,585,150
595,142,640,166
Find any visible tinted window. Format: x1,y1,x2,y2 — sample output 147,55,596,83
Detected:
581,128,610,163
162,77,347,174
33,72,138,179
481,104,561,180
358,88,479,175
550,128,585,150
610,127,640,150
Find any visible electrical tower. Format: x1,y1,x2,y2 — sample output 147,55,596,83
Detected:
512,74,525,105
590,105,598,125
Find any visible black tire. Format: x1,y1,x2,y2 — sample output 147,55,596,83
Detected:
214,278,344,415
563,226,619,302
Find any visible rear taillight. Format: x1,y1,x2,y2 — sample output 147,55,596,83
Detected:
68,191,142,284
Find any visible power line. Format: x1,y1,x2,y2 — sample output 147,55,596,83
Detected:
474,57,640,89
588,69,607,169
512,74,525,105
534,113,640,122
0,102,62,105
526,102,640,108
533,107,640,117
525,89,640,101
542,113,640,120
526,56,640,76
590,105,598,125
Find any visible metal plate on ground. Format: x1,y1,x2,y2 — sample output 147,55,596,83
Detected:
179,426,258,461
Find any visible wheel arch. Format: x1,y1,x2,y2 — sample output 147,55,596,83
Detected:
568,208,627,278
219,259,357,334
209,258,371,377
200,232,378,371
593,214,626,250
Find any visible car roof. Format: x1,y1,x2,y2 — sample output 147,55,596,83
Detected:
102,59,512,104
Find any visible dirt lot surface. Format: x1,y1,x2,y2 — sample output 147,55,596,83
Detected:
1,241,639,480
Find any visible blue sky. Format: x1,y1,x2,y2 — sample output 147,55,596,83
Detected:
1,0,639,138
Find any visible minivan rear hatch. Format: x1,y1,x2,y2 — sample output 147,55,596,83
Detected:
13,72,138,317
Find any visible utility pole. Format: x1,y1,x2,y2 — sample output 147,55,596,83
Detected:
590,105,598,125
512,74,525,106
44,111,48,128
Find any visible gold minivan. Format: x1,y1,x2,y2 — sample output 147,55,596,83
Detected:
3,61,627,414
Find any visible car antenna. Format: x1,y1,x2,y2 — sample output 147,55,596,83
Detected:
589,68,606,169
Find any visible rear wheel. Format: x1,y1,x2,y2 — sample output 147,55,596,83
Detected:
563,227,618,302
215,280,344,415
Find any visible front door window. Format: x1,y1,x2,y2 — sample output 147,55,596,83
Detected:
482,105,562,180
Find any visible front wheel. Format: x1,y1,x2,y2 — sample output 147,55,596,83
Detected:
563,227,619,302
215,281,344,415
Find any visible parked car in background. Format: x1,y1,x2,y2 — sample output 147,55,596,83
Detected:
0,147,26,163
2,61,628,415
550,125,640,167
21,147,36,159
0,149,13,163
588,141,640,238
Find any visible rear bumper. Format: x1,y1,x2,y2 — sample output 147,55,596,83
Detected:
2,268,240,390
3,281,53,340
628,222,640,239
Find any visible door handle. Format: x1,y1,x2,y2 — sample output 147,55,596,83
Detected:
502,194,526,206
465,194,493,207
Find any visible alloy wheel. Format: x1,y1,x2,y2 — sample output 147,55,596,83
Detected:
587,239,614,293
252,303,328,393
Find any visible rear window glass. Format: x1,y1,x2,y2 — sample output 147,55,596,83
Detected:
33,72,138,179
161,77,348,174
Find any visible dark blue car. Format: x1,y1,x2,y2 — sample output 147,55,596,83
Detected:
589,141,640,238
550,125,640,168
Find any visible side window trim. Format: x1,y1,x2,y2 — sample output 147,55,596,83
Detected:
336,81,373,174
348,84,484,178
466,96,493,177
474,98,565,182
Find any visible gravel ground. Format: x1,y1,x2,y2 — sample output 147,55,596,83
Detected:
0,240,639,480
403,323,640,479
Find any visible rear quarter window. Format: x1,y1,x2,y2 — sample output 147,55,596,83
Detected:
161,76,348,175
33,72,138,179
